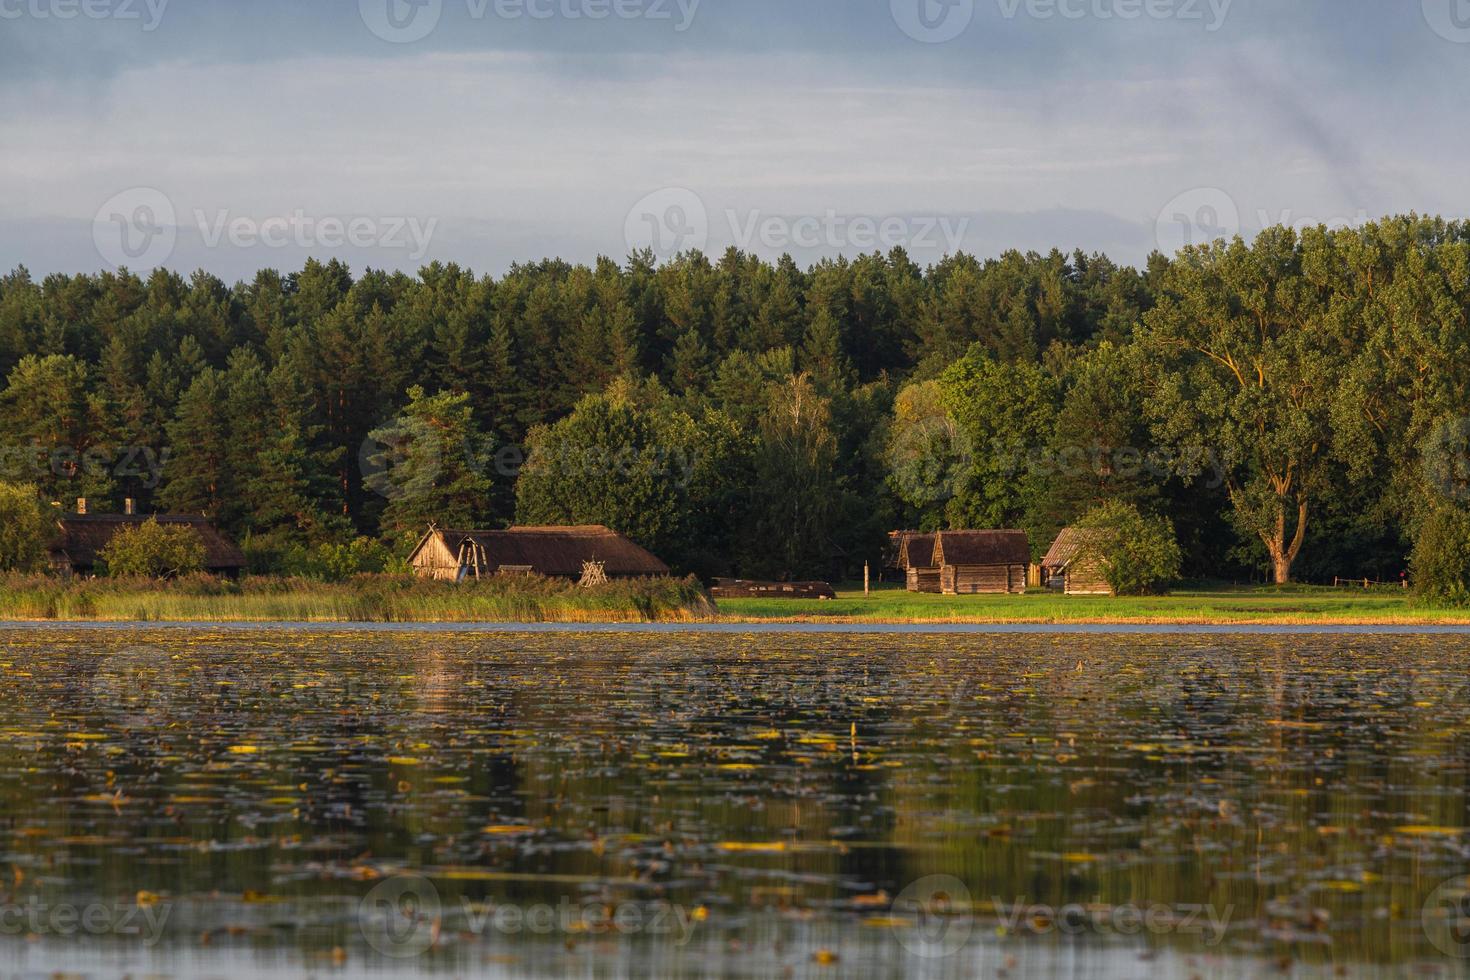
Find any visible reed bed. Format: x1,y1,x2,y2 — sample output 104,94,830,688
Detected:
0,573,716,623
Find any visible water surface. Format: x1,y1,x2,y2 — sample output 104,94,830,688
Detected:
1,627,1468,978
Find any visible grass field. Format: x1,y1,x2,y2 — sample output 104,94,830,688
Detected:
0,575,1461,626
715,583,1469,625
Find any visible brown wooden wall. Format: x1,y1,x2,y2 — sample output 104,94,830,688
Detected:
1065,558,1113,595
411,535,463,581
907,568,943,593
941,564,1027,595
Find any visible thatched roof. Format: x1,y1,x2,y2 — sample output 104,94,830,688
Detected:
416,526,669,578
932,530,1030,567
895,532,937,570
1042,527,1104,571
51,515,246,571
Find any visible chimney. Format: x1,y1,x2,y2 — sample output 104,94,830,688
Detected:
124,498,136,516
76,497,87,516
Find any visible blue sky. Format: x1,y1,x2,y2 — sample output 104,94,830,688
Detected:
3,0,1467,279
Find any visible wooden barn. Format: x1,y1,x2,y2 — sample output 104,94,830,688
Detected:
49,502,245,578
894,532,942,593
1042,528,1112,595
409,525,669,582
932,530,1030,595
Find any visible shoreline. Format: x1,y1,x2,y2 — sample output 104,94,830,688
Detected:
2,613,1470,631
0,578,1462,628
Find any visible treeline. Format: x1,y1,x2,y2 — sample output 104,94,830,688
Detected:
2,214,1469,591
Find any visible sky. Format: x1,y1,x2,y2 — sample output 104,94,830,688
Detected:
2,0,1468,280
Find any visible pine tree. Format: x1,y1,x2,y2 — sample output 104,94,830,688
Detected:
800,309,853,396
159,369,229,517
367,386,496,538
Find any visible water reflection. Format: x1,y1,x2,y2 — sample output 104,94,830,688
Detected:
0,628,1468,978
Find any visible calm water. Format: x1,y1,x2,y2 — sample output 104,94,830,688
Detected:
1,627,1468,979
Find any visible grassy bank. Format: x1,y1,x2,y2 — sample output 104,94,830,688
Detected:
715,584,1470,625
0,576,1462,626
0,573,716,623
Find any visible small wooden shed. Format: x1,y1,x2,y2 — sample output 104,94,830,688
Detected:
895,532,942,594
1042,528,1112,595
408,526,669,582
932,530,1030,595
49,513,246,578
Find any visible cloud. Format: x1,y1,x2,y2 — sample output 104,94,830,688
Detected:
1,2,1466,275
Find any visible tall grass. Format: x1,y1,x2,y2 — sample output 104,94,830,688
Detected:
0,573,716,623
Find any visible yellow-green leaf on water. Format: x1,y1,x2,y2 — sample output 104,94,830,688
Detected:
861,917,912,929
1395,825,1463,837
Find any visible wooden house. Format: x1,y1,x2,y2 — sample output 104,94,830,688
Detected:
49,502,245,578
932,530,1030,595
894,532,941,593
1041,528,1112,595
408,525,669,582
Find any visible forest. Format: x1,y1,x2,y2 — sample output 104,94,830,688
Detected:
2,213,1469,593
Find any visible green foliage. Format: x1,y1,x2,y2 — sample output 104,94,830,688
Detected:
0,482,49,572
367,386,496,538
515,386,696,563
4,218,1470,586
99,519,207,579
0,354,113,502
1409,506,1470,607
1142,230,1349,584
938,349,1056,550
1076,501,1182,596
744,373,842,580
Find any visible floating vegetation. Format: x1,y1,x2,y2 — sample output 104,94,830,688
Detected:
0,628,1467,977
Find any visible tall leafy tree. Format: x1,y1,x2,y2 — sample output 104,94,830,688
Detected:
515,388,692,560
743,373,840,579
1143,229,1345,584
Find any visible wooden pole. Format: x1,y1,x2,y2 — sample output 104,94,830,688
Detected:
864,562,870,597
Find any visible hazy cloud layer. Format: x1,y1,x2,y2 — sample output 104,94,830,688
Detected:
3,0,1467,277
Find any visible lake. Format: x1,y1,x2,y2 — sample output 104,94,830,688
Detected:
1,626,1468,978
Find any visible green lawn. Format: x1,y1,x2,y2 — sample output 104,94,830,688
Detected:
714,583,1466,625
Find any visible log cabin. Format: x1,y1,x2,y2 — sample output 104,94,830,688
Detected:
1041,527,1112,595
894,531,941,593
932,530,1030,595
49,499,245,578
